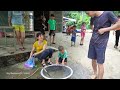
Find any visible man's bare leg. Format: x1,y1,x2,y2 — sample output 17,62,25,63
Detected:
97,64,104,79
91,59,97,79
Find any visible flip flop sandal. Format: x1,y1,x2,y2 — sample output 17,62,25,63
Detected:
52,42,56,44
42,63,46,67
19,48,25,51
47,62,53,65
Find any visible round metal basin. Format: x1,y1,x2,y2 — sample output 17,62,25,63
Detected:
40,64,73,79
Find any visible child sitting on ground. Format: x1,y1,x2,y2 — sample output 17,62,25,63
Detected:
56,46,68,65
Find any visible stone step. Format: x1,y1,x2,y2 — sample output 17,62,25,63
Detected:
0,46,58,68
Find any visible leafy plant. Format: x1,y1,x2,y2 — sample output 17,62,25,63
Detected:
63,11,91,29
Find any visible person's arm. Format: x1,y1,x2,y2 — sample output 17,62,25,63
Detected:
98,19,120,34
74,30,80,33
56,57,59,64
62,51,67,65
83,29,86,33
84,26,87,32
33,44,47,56
98,11,120,34
29,46,35,58
62,58,65,65
56,52,60,64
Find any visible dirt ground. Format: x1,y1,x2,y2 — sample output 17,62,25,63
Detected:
0,31,120,79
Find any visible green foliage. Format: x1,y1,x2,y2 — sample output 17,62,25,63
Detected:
66,21,74,26
64,11,120,29
113,11,120,16
63,11,91,29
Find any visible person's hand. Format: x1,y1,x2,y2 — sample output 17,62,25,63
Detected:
98,28,107,35
84,30,86,33
29,55,32,59
32,53,38,57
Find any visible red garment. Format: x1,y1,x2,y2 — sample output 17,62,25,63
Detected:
80,25,86,38
81,32,85,38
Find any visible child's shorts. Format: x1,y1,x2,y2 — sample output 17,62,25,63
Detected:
58,57,67,63
71,36,76,43
35,48,54,62
88,43,107,64
49,30,55,36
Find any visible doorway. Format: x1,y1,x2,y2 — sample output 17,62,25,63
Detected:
34,11,49,31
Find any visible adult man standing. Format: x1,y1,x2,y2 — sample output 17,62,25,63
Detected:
86,11,120,79
8,11,25,51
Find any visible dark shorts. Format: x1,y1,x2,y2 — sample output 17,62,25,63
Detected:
49,30,55,36
88,43,107,64
58,57,67,63
71,36,76,43
35,48,54,62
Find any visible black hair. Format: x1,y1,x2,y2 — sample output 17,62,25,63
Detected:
73,25,76,27
36,32,43,38
82,22,86,25
118,15,120,18
51,14,55,17
58,46,64,51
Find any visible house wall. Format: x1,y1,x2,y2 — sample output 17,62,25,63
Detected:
0,11,63,32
